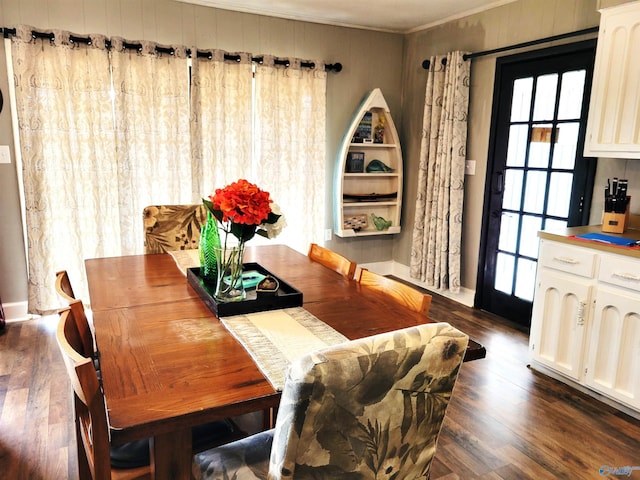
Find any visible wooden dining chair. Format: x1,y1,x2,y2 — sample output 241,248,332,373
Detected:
357,268,433,316
193,322,469,479
56,307,245,480
143,204,208,254
307,243,357,280
55,269,76,303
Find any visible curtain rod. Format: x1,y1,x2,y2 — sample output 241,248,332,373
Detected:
421,26,599,69
1,27,342,72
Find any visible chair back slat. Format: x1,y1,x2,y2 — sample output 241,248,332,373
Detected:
357,268,432,316
55,270,76,303
308,243,356,280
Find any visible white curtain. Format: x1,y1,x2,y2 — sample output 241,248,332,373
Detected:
11,26,120,313
110,39,193,254
191,50,253,196
410,52,470,293
254,56,327,253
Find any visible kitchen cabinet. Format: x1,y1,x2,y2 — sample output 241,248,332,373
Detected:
530,241,595,381
333,88,403,237
585,253,640,410
530,235,640,415
584,1,640,158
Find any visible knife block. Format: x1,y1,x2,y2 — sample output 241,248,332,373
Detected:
602,196,631,233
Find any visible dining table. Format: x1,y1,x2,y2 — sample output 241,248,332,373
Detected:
86,244,485,480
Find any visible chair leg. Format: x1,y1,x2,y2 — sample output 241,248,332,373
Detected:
75,420,92,480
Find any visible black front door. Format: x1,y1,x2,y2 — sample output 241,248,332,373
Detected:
477,41,597,327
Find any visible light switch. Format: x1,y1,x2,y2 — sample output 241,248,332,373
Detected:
465,160,476,176
0,145,10,164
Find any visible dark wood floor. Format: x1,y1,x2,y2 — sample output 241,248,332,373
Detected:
1,293,639,479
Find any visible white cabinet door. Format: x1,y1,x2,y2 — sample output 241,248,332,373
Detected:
584,2,640,158
530,269,593,381
585,286,640,410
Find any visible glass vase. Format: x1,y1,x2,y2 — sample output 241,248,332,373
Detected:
213,242,246,302
199,213,220,283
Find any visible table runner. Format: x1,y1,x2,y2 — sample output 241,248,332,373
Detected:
220,307,348,390
168,249,200,275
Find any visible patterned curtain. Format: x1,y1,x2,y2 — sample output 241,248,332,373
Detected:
253,57,327,253
191,50,253,196
110,39,193,255
11,26,120,313
410,51,470,293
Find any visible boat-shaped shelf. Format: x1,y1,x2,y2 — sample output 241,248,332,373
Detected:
334,88,403,237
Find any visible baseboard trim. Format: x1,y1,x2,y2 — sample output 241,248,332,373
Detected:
2,301,36,322
358,261,476,307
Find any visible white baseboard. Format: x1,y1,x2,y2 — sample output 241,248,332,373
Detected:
2,301,37,322
358,261,476,307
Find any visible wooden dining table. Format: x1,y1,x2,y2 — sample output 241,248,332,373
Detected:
86,244,485,479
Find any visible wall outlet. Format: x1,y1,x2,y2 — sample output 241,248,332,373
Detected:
0,145,10,164
324,229,332,241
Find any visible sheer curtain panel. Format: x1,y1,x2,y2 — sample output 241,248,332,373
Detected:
11,26,119,313
410,52,470,293
191,51,253,195
254,57,327,253
110,39,193,254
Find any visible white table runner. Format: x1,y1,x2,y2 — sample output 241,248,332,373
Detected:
220,307,348,390
168,249,200,275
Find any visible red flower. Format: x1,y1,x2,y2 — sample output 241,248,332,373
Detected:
210,179,272,226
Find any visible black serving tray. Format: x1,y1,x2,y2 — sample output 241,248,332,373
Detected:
187,263,303,317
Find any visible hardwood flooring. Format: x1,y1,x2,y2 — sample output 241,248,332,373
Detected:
1,293,639,479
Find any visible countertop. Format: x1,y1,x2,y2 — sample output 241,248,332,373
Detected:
538,221,640,259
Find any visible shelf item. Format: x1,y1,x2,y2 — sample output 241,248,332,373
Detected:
334,88,403,237
584,1,640,158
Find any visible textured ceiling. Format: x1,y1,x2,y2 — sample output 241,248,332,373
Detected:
176,0,518,33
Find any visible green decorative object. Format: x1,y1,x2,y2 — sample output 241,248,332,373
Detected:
366,159,393,173
371,213,392,231
199,212,221,282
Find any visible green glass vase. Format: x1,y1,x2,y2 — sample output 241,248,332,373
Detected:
199,213,220,283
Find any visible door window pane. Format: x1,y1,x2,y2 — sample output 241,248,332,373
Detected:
502,169,524,210
552,122,579,169
511,77,533,121
523,171,548,214
544,218,567,231
528,123,552,168
515,258,537,301
507,125,528,167
558,70,586,120
499,212,519,253
519,215,542,258
547,172,573,217
533,74,558,121
495,252,515,294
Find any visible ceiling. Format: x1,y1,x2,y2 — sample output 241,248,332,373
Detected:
176,0,518,34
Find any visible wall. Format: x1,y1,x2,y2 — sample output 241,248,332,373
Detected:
398,0,606,299
0,0,404,313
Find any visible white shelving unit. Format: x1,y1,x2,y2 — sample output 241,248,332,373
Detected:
333,88,403,237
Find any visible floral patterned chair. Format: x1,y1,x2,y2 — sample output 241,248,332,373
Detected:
143,204,208,254
193,322,469,480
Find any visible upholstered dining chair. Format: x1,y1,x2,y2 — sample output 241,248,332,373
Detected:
307,243,357,280
143,204,208,254
193,322,469,480
357,268,433,316
56,307,245,480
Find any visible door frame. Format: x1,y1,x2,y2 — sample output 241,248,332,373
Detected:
474,39,598,322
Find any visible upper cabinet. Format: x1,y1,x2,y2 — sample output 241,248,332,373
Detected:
584,1,640,158
333,89,403,237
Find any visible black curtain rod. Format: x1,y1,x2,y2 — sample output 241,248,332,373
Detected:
1,27,341,72
421,26,599,69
